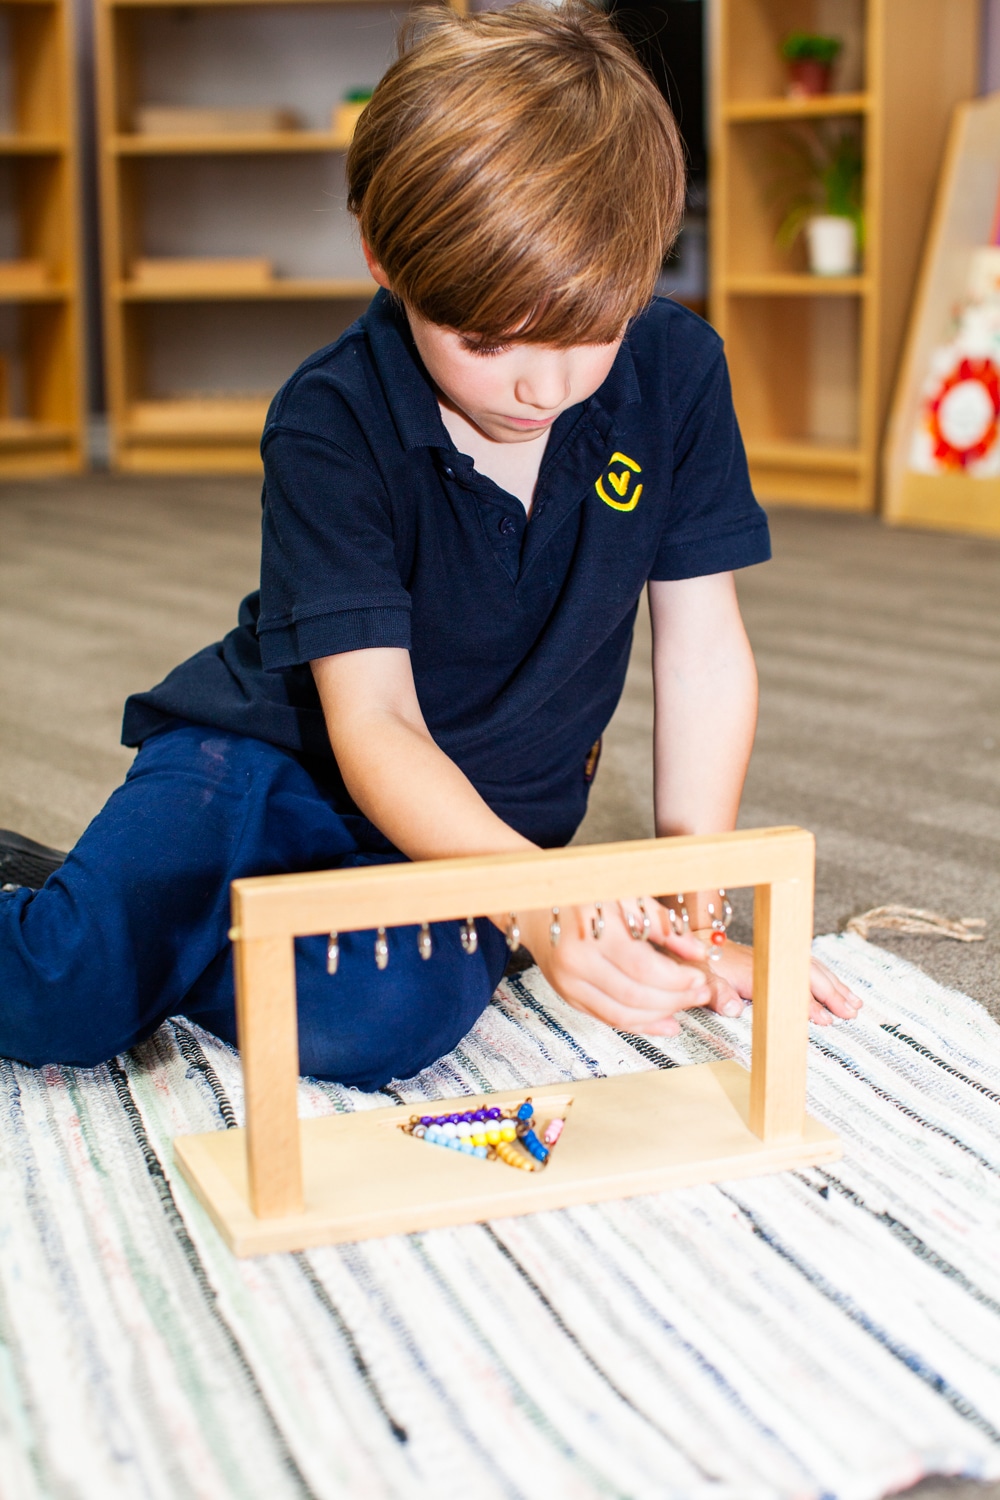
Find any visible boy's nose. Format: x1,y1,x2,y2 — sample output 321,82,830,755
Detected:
514,360,571,412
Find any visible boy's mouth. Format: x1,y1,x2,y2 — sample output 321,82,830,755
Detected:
500,413,559,430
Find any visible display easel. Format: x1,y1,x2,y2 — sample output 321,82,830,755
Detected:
174,828,840,1257
883,94,1000,537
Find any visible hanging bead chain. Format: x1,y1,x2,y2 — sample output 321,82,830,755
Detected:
400,1097,565,1172
706,889,733,961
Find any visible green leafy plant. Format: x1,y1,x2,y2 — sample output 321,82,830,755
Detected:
771,126,864,251
780,31,843,65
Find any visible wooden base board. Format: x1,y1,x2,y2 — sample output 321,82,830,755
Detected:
174,1061,841,1257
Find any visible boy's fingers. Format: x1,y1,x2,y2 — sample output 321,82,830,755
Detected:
809,958,862,1018
561,977,684,1036
586,950,713,1014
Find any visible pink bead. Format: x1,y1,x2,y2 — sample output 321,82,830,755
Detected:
543,1118,565,1146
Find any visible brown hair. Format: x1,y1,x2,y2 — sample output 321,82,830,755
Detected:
347,1,686,347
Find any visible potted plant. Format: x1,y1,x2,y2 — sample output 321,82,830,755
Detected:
780,31,843,99
774,127,864,276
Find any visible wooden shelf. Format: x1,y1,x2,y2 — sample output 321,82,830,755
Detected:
725,274,871,297
0,133,67,154
96,0,424,470
124,397,270,440
0,0,85,474
746,441,864,473
0,418,74,447
0,284,72,302
116,276,374,301
724,93,871,123
112,130,353,156
710,0,980,512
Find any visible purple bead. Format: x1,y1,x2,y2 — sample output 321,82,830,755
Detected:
420,1116,433,1127
486,1108,502,1120
473,1110,487,1122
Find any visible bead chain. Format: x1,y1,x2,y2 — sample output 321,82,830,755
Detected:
400,1097,565,1172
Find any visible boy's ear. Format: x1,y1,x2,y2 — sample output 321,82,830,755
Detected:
362,241,392,290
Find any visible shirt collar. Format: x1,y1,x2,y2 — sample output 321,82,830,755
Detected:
363,287,642,454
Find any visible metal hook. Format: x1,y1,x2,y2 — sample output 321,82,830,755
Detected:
505,913,521,952
460,918,478,956
665,894,689,938
591,901,605,940
326,931,339,975
624,897,651,942
549,907,561,946
418,921,432,961
375,927,389,970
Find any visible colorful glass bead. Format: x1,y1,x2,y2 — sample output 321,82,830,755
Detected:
496,1140,536,1171
543,1118,564,1147
516,1101,534,1121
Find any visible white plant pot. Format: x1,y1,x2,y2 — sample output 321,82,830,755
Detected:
806,215,857,277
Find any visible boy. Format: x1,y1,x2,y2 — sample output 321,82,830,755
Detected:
0,2,859,1087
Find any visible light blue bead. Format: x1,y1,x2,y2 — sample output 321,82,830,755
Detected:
460,1141,476,1155
447,1136,463,1150
474,1146,488,1158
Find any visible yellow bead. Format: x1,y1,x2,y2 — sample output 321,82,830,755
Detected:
501,1122,517,1141
486,1128,500,1144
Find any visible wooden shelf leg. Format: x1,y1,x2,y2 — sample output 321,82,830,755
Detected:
748,872,814,1142
234,934,304,1218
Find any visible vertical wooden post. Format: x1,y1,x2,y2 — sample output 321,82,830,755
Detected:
748,871,814,1142
233,934,304,1218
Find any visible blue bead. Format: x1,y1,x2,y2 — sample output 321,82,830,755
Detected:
447,1136,462,1150
517,1103,533,1120
474,1146,488,1158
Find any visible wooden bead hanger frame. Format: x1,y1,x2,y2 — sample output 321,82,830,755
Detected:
173,827,841,1257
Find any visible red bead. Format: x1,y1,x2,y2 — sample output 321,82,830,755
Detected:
710,930,726,946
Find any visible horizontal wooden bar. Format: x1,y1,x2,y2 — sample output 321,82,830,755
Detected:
231,827,815,940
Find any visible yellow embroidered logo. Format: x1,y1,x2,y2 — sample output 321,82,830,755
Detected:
595,452,643,512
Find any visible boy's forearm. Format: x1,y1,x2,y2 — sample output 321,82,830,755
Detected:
333,708,535,861
311,648,534,863
648,573,759,929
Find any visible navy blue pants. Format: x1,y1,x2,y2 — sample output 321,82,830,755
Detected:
0,724,509,1088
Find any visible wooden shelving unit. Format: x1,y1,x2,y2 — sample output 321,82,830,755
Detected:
0,0,85,475
94,0,457,473
709,0,980,512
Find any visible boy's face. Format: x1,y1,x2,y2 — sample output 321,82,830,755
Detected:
406,311,623,444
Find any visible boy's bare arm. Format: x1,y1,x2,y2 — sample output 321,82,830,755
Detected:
311,647,715,1033
312,647,533,861
648,573,861,1024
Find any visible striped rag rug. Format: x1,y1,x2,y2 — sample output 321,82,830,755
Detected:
3,935,1000,1500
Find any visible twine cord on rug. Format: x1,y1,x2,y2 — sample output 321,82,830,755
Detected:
846,905,987,942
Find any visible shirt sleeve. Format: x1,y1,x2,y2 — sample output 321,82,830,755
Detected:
257,423,412,671
648,348,771,581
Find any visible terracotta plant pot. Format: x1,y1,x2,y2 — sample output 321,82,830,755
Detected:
806,215,857,277
786,58,833,98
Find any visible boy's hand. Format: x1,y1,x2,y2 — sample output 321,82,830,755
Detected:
681,936,863,1027
511,900,720,1037
511,908,863,1035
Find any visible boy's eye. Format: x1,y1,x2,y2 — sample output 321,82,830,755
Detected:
461,338,511,358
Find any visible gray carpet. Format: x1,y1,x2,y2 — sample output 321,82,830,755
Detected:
1,477,999,1500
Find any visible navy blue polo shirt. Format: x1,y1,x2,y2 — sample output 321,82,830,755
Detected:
123,290,769,848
